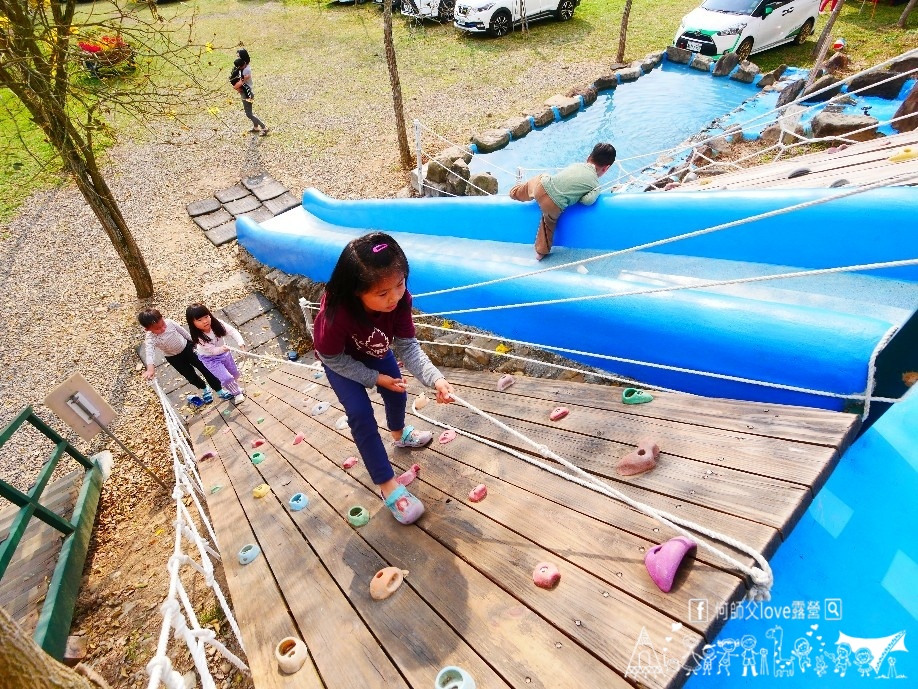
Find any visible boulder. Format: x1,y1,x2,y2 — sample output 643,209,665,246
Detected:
892,82,918,133
666,45,692,64
689,54,714,72
847,71,908,100
544,94,580,117
888,55,918,75
775,79,806,108
467,171,499,196
730,60,760,84
811,112,879,142
471,129,510,153
631,56,657,74
616,67,641,82
708,135,733,155
823,51,849,73
566,85,598,107
645,51,665,68
504,116,532,139
712,51,739,77
445,159,470,196
525,107,555,127
756,64,787,88
422,180,448,198
594,74,618,91
802,75,843,102
425,159,449,184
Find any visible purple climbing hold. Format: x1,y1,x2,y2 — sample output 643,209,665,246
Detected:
644,536,697,593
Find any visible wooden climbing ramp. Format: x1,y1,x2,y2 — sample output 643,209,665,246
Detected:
187,360,859,689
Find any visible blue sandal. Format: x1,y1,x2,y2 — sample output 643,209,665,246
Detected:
393,426,433,448
201,388,214,404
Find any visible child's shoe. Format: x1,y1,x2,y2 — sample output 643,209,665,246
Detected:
393,426,433,448
233,394,245,404
217,389,233,401
187,395,205,408
383,485,425,525
201,388,214,404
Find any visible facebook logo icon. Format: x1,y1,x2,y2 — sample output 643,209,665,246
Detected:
689,598,709,622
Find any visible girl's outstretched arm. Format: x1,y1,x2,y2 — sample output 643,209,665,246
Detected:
392,337,445,389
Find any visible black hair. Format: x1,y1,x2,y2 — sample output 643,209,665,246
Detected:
233,57,245,69
236,48,250,64
186,303,227,344
588,142,616,167
138,308,162,328
324,232,410,324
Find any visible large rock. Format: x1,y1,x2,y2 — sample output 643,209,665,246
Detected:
892,82,918,133
471,129,510,153
566,85,598,107
525,106,554,127
811,112,879,142
445,159,470,196
756,64,787,88
847,71,909,100
437,145,473,166
823,51,849,73
616,67,641,82
645,51,665,68
504,116,532,139
730,60,760,84
544,94,580,118
422,180,448,198
594,74,618,91
889,55,918,75
802,75,843,102
689,55,714,72
467,172,499,196
712,52,739,77
666,45,691,64
775,79,806,108
631,56,657,74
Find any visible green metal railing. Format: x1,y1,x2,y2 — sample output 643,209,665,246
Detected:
0,406,106,659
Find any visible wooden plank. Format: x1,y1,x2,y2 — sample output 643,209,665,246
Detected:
257,380,745,640
188,416,321,689
437,367,860,448
234,387,660,689
209,406,515,689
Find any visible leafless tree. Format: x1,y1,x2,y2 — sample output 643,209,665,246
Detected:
382,0,413,169
898,0,917,28
616,0,633,64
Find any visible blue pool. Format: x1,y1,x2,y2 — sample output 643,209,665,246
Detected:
468,59,760,193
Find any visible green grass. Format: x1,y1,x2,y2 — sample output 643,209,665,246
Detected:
1,0,915,221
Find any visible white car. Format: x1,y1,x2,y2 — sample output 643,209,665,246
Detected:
673,0,818,61
454,0,579,37
395,0,454,20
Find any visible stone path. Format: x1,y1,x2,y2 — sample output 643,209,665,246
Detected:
186,175,301,246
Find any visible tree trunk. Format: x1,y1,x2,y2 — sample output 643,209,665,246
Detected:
383,0,414,170
0,605,95,689
898,0,917,28
811,0,845,61
616,0,632,64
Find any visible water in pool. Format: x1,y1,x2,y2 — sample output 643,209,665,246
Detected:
468,59,760,193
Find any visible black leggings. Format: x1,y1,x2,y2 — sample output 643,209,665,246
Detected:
166,341,222,391
242,96,265,129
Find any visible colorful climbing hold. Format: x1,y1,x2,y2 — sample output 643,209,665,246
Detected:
549,407,569,421
222,409,232,416
251,451,265,465
197,451,215,462
238,543,260,565
468,484,488,503
347,505,369,527
203,425,217,437
257,417,265,424
622,388,654,405
532,562,561,589
342,456,358,470
311,401,330,416
252,483,270,498
313,371,324,379
293,432,305,445
210,485,223,494
889,147,918,163
396,463,421,486
616,439,660,476
414,394,429,410
438,429,457,444
370,567,408,600
288,493,308,511
335,415,349,430
435,666,476,689
497,374,515,392
645,536,697,593
251,438,265,448
495,343,511,354
286,350,300,361
275,637,308,674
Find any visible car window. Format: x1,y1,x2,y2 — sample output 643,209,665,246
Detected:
700,0,760,14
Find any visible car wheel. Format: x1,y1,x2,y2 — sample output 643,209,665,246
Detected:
735,37,753,61
438,0,455,21
556,0,575,20
794,18,815,45
489,9,512,36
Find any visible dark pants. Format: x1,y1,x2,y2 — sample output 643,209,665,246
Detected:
324,351,406,486
509,174,563,257
165,341,222,391
241,96,265,130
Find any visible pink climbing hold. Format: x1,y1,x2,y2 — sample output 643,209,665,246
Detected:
497,374,515,392
198,451,215,462
644,536,697,593
342,456,358,470
549,407,569,421
293,433,305,445
532,562,561,589
438,429,457,444
468,484,487,503
251,438,265,449
396,463,421,486
616,439,660,476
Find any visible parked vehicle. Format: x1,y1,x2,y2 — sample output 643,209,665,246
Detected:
454,0,579,37
400,0,455,20
372,0,405,11
673,0,818,61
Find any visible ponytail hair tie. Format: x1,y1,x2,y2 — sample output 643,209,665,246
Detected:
372,243,388,253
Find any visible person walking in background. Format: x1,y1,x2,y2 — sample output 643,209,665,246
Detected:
509,142,616,260
233,48,268,135
186,303,247,404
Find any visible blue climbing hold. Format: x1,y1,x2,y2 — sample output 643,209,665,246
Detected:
289,493,308,511
287,350,299,361
238,543,261,565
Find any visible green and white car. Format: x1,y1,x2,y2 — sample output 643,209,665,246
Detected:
673,0,818,61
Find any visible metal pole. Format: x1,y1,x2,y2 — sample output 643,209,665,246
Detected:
68,394,170,492
413,118,424,193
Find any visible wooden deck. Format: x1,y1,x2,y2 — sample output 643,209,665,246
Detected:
188,360,859,689
0,470,80,635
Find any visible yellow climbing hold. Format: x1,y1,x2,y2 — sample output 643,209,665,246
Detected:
441,320,452,329
495,343,511,354
253,484,270,498
889,147,917,163
203,425,217,437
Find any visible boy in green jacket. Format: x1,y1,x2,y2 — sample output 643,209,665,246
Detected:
509,142,616,260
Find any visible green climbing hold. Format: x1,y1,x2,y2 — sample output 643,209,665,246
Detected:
622,388,654,405
222,409,232,416
251,451,265,464
257,417,265,424
210,485,223,494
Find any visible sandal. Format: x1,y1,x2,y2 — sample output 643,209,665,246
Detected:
393,425,433,448
622,388,654,405
383,485,425,525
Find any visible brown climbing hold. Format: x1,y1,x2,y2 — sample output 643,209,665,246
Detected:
414,394,429,410
532,562,561,589
616,439,660,476
468,484,487,502
370,567,409,600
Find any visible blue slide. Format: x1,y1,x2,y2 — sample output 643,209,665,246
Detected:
237,187,918,409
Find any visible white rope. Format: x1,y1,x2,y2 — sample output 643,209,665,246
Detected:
412,394,774,599
411,168,918,300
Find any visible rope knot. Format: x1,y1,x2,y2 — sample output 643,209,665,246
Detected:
747,567,774,602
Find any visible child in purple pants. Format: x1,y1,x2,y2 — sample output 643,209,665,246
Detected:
186,303,247,404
